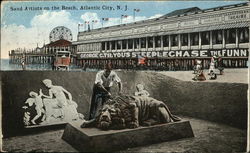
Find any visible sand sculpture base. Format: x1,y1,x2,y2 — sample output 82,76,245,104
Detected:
62,120,194,152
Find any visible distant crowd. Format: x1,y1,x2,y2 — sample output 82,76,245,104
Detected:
192,56,224,81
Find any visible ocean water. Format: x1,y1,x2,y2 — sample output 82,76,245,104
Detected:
0,59,91,71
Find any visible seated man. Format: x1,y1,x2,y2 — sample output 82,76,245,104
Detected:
193,70,206,81
193,59,202,74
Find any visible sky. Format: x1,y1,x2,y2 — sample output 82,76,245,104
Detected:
1,0,247,59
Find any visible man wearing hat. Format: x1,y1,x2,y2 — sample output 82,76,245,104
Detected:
89,62,122,119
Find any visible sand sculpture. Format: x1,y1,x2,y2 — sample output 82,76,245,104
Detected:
22,79,84,126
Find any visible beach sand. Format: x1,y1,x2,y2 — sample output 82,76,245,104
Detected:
2,68,248,152
2,117,246,152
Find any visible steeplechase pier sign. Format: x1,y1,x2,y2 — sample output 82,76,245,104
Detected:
77,49,249,59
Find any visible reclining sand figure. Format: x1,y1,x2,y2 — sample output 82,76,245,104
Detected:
41,79,74,108
81,95,181,130
40,79,80,122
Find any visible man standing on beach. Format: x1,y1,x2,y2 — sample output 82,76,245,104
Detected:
217,57,224,75
89,63,122,119
21,56,26,70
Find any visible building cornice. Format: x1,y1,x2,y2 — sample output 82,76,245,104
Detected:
77,2,250,44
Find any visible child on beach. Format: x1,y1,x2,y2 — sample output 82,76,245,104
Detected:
25,90,45,124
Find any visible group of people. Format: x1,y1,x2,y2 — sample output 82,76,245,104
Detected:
193,56,224,81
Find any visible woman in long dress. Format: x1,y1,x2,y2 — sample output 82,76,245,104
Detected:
208,56,216,74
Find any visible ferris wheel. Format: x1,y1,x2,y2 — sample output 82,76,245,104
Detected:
49,26,73,42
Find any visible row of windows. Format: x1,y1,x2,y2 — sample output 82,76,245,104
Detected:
78,43,102,52
45,47,70,54
98,27,248,51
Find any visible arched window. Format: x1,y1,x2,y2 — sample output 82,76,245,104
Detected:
190,33,199,46
117,40,122,50
148,37,153,48
134,38,139,49
212,30,222,44
163,35,169,47
107,42,110,50
111,41,115,50
181,33,188,46
122,40,127,49
201,31,210,45
225,28,236,44
155,36,161,48
141,37,146,48
239,27,249,43
171,34,178,46
128,39,133,49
